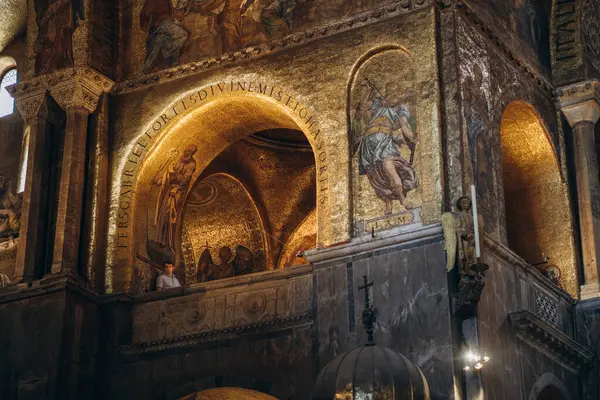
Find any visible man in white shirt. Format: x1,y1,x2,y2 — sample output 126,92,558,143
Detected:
156,261,181,291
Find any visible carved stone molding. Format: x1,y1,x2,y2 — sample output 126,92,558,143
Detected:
556,79,600,126
119,313,311,359
6,67,114,114
510,310,594,374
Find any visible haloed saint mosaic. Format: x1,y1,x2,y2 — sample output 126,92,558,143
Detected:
350,49,422,235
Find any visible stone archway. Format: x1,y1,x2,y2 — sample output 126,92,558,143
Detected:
180,387,278,400
106,81,345,292
528,373,572,400
500,100,577,295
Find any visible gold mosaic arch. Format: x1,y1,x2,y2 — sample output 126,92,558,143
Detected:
500,100,578,296
107,80,341,292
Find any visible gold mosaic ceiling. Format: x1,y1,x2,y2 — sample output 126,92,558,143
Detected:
0,0,25,53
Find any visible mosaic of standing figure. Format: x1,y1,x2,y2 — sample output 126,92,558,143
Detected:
350,49,422,234
147,145,198,266
34,0,84,74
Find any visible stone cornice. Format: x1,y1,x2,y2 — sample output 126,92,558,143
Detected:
112,0,432,94
510,310,595,374
131,264,313,304
118,313,311,360
305,223,443,265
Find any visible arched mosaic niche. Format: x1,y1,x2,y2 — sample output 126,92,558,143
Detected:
181,173,268,281
500,101,578,296
107,81,345,293
347,46,442,237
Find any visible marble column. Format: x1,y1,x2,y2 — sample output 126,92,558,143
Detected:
12,91,55,281
48,79,102,277
557,80,600,300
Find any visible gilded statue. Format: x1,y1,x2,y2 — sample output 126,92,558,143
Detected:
0,177,22,240
442,196,486,275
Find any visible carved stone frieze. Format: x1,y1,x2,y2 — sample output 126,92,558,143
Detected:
510,310,594,374
131,272,312,344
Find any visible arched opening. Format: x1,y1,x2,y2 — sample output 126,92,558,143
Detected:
536,385,567,400
0,66,16,118
500,101,577,295
179,387,278,400
125,92,321,291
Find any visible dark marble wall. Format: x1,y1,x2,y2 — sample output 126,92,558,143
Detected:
105,324,312,399
0,286,101,400
0,291,66,399
577,298,600,400
312,239,455,400
477,246,582,400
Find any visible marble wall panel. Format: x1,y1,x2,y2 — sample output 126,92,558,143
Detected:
313,240,455,400
109,327,312,399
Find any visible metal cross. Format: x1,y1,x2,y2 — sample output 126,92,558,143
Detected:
358,275,374,307
358,275,377,344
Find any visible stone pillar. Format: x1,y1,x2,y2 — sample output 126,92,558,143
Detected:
13,90,47,281
557,80,600,299
12,90,62,281
48,78,103,276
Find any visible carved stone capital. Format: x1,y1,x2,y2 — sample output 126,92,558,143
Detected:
556,80,600,126
50,80,102,113
12,89,47,124
7,67,114,114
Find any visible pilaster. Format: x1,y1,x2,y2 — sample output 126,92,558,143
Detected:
7,67,114,281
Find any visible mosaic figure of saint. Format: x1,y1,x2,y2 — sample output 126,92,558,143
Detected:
217,0,268,52
154,144,198,251
140,0,194,72
352,79,419,215
34,0,84,74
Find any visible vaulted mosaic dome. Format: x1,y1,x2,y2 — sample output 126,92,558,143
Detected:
313,343,430,400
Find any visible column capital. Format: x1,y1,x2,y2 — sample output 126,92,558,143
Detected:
11,89,47,125
7,67,114,114
556,79,600,127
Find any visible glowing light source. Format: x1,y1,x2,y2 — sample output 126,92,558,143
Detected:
462,348,490,371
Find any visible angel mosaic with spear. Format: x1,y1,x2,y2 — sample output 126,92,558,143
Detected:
352,78,420,215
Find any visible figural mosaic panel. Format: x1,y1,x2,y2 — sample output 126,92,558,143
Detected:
350,49,423,235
